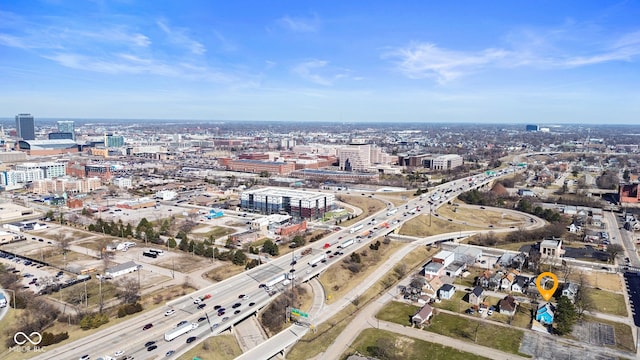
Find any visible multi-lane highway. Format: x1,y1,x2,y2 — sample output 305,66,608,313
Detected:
30,166,523,360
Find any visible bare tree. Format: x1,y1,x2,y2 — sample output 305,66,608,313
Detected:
560,260,573,283
574,272,594,319
116,278,140,304
55,233,72,255
606,244,624,263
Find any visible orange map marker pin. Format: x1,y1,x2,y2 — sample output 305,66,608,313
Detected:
535,272,558,301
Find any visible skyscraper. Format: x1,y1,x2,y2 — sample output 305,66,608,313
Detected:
15,113,35,140
57,120,75,140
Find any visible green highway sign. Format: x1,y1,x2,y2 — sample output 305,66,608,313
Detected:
291,308,309,318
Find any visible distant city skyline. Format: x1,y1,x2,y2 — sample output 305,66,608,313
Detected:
1,1,639,123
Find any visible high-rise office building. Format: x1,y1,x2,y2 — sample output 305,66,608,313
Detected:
57,120,75,140
15,113,35,140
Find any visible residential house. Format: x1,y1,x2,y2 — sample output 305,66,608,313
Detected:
438,284,456,300
567,223,580,234
424,277,444,299
540,239,563,258
444,261,467,277
412,304,433,326
499,295,518,316
536,303,555,325
501,270,520,291
511,276,530,293
475,270,493,288
469,286,484,306
562,282,579,303
421,261,444,280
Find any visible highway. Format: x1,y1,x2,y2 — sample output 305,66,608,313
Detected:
29,166,523,360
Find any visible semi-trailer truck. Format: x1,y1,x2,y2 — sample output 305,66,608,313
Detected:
339,238,355,249
308,253,327,266
165,323,198,341
349,224,364,234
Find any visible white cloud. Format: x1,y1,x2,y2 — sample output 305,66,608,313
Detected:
157,19,206,55
384,43,510,83
386,28,640,83
278,15,319,33
292,59,349,86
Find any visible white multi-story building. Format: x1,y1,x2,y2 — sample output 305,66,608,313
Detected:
32,177,101,194
112,177,133,189
241,187,335,219
430,154,463,170
1,169,44,186
15,162,66,178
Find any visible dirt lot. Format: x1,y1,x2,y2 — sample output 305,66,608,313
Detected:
154,252,216,273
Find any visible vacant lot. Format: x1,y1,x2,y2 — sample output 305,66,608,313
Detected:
437,204,527,228
399,214,481,237
205,264,245,282
154,253,215,273
582,315,635,352
191,225,237,239
589,288,628,316
348,328,491,360
30,227,95,241
377,302,525,355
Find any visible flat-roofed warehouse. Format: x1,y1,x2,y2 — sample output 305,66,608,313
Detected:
240,187,335,219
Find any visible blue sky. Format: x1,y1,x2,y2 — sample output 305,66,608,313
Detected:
1,1,640,123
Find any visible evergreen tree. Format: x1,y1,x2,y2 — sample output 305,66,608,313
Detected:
555,296,577,335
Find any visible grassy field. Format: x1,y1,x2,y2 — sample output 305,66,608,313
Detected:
155,253,215,273
321,239,405,304
589,288,628,316
346,328,492,360
286,244,434,360
377,302,525,355
399,214,480,237
202,226,237,239
177,334,242,360
437,204,526,228
566,271,623,292
205,264,245,282
337,195,386,227
581,315,635,352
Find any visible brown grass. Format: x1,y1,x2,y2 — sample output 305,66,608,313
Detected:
172,334,242,360
321,239,404,304
438,205,526,227
155,253,215,273
337,195,386,227
399,214,481,237
205,264,245,282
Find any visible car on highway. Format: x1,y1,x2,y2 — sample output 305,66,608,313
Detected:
198,316,207,322
147,345,158,351
218,311,226,316
197,303,207,309
114,350,124,357
144,341,156,347
232,303,241,308
214,304,222,310
79,355,90,360
165,350,175,357
177,320,188,327
249,302,256,307
222,317,230,322
186,336,197,343
164,309,176,316
143,323,153,330
212,323,220,329
234,309,241,314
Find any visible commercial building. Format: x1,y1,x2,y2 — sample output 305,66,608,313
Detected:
429,154,463,170
398,153,463,170
48,132,74,140
619,184,640,204
31,177,101,195
104,133,125,147
291,169,378,184
338,143,395,171
57,121,75,140
115,197,156,210
240,187,335,219
105,261,142,278
17,139,78,156
15,113,35,140
225,159,295,175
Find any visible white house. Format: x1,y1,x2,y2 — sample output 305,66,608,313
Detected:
438,284,456,300
562,282,579,303
105,261,142,278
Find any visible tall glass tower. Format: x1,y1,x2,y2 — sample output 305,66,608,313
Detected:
15,113,35,140
57,120,75,140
